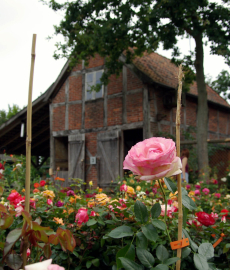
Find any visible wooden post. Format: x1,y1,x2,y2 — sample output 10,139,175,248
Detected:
22,34,36,269
176,64,184,270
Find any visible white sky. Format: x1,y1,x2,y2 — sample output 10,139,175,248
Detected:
0,0,230,112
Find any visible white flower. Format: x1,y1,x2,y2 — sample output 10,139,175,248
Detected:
228,173,230,176
0,169,3,174
16,163,22,168
225,194,230,199
137,191,146,198
25,259,52,270
221,177,227,182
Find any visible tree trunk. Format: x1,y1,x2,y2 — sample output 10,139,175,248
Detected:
194,34,209,181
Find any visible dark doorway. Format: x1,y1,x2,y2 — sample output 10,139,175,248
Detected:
54,137,68,171
123,128,143,158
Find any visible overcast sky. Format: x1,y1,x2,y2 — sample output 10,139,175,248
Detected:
1,0,230,112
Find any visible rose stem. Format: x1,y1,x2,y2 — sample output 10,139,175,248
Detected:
158,179,172,243
176,64,184,270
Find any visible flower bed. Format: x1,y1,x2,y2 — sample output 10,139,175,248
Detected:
0,137,230,270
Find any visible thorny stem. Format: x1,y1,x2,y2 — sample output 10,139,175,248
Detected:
158,179,172,243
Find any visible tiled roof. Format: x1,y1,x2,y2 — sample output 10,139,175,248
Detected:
133,52,230,108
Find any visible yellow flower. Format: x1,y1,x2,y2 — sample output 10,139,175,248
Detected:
68,208,74,215
42,190,55,200
98,188,103,193
130,179,135,184
69,197,75,204
169,191,178,201
123,180,127,184
95,193,110,206
88,200,96,208
53,217,64,225
136,186,141,191
89,181,93,186
22,189,25,193
127,186,135,195
44,185,48,189
188,191,195,197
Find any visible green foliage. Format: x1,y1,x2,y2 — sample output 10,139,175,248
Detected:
211,70,230,100
0,104,21,126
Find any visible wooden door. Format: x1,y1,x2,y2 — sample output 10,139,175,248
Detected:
68,134,85,183
97,130,120,187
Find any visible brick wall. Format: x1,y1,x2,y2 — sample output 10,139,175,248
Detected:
53,83,66,103
53,106,65,131
127,92,143,123
107,97,122,126
85,99,104,129
107,74,122,95
69,75,82,101
69,104,82,130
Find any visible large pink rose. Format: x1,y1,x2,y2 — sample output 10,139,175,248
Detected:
75,208,89,225
123,137,182,181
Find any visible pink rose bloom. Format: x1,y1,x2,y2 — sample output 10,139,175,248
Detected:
90,211,96,216
123,137,182,181
120,184,128,192
27,248,31,257
152,188,157,194
75,208,89,225
194,190,200,196
210,212,218,220
47,199,53,205
214,193,221,198
15,205,24,217
186,185,191,190
202,188,210,195
195,185,201,189
161,204,177,218
48,265,65,270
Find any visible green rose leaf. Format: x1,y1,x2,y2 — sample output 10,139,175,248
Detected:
86,261,92,269
0,215,14,230
92,258,100,267
6,228,22,243
0,204,7,213
119,257,141,270
43,244,52,259
136,232,148,249
193,254,209,270
183,207,189,228
87,219,97,226
208,262,216,270
163,257,180,265
182,229,198,252
164,177,177,193
182,195,197,210
134,200,148,223
181,247,191,259
156,245,169,262
152,264,169,270
108,225,133,239
136,247,155,268
151,203,161,218
152,220,166,230
5,254,23,270
116,244,135,270
198,243,214,260
142,224,158,242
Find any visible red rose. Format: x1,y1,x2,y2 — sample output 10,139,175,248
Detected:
34,183,40,188
196,212,215,226
221,209,228,217
40,180,46,187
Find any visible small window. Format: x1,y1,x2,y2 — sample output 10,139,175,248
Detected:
85,70,104,100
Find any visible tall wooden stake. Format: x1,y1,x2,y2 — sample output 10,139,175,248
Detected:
22,34,36,269
176,64,184,270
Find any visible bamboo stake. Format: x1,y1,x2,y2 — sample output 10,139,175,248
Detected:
176,64,184,270
22,34,36,269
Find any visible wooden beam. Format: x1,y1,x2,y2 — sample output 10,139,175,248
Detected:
181,138,230,145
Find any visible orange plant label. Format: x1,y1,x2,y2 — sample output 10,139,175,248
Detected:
170,238,189,250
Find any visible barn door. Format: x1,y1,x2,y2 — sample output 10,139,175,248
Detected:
97,130,120,187
68,134,85,183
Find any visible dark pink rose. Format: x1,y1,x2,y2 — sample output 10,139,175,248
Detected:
67,190,75,196
75,208,89,225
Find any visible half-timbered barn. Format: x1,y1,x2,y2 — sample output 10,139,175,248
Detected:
0,52,230,187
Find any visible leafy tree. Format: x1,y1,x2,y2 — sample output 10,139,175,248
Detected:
211,70,230,100
43,0,230,180
0,104,21,126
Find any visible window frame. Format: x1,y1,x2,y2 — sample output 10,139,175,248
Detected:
85,69,104,101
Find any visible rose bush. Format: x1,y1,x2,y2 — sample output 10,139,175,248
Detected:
123,137,182,181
